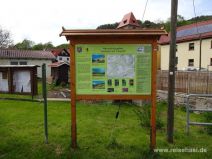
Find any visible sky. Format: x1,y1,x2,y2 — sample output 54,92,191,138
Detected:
0,0,211,46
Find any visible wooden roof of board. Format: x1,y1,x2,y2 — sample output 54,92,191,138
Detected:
0,50,55,59
60,29,167,38
159,20,212,45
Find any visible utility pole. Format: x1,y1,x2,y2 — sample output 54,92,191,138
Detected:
199,35,202,70
167,0,178,143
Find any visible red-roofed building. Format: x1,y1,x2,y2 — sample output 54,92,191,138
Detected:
117,12,141,29
51,48,70,63
158,20,212,71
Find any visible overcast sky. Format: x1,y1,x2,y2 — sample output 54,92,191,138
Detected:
0,0,211,46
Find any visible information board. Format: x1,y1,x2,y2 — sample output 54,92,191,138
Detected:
75,44,152,95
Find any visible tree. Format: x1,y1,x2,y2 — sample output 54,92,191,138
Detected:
32,42,54,50
0,26,13,48
43,42,54,50
96,22,119,29
56,43,69,49
15,39,34,50
32,43,44,50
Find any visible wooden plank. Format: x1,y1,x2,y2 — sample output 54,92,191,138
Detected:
70,41,77,149
76,95,152,100
150,40,157,149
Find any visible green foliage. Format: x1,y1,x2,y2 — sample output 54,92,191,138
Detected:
15,39,34,50
97,22,119,29
55,43,69,49
203,112,212,135
14,39,55,50
96,15,212,32
32,43,44,50
134,104,164,130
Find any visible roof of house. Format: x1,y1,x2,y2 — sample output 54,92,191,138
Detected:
0,50,55,59
48,61,69,67
117,12,140,29
0,65,39,68
51,48,64,56
51,49,69,57
159,20,212,45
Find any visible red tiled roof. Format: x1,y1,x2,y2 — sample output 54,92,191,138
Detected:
158,20,212,45
117,12,140,29
48,61,69,67
51,48,64,56
0,50,55,59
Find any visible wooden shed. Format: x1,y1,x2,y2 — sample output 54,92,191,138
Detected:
49,62,70,85
0,65,38,95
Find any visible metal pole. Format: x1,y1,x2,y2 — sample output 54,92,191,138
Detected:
186,95,190,135
167,0,178,143
42,64,48,144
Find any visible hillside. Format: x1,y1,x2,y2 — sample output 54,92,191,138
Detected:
97,15,212,32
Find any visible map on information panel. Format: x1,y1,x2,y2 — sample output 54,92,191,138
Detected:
107,55,135,78
75,44,152,95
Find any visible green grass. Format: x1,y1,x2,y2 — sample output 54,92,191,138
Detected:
0,100,211,159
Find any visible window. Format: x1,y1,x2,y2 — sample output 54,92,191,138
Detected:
211,40,212,49
59,57,62,60
67,57,69,61
189,43,194,50
210,58,212,66
176,45,178,52
19,61,27,65
188,59,194,66
10,61,18,65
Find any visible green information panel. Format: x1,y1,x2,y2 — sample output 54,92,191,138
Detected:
75,44,152,95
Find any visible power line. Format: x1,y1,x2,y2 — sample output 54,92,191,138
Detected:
192,0,200,35
142,0,149,22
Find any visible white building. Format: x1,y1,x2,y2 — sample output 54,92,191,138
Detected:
159,20,212,71
51,49,70,63
0,50,55,77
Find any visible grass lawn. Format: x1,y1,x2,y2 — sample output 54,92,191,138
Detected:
0,100,211,159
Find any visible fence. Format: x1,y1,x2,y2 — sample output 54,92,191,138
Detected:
157,70,212,94
186,94,212,135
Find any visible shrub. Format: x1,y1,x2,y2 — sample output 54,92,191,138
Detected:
134,105,164,130
203,112,212,135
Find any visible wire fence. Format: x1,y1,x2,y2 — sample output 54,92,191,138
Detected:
157,70,212,94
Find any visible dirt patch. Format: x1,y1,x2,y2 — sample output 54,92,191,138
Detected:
47,88,70,98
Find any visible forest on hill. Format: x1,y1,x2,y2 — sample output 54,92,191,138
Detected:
97,15,212,32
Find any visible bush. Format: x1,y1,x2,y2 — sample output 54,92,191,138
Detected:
203,112,212,135
134,105,164,130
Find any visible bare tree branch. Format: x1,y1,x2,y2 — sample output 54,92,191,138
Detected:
0,26,13,48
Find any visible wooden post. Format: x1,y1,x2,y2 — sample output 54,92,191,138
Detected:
150,40,157,150
167,0,178,143
70,41,77,149
42,64,48,144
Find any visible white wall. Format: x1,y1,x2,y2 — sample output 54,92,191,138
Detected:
0,59,52,77
57,56,70,63
160,38,212,71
